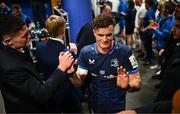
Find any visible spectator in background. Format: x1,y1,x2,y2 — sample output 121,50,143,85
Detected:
117,10,180,113
35,15,82,113
155,1,165,24
125,0,136,49
101,4,112,15
154,5,180,102
134,0,147,59
12,4,34,29
150,1,176,80
141,0,155,66
0,2,11,14
76,4,114,55
96,0,112,13
31,0,46,28
118,0,128,44
0,14,75,113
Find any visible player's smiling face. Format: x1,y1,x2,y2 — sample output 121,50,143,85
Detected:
94,25,114,53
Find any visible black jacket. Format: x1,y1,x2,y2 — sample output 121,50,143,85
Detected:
76,22,96,55
155,43,180,102
0,42,68,113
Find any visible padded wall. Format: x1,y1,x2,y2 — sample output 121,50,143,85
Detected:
62,0,93,43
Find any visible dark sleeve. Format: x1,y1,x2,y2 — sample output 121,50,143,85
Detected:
76,25,85,43
155,60,180,102
3,67,67,103
25,15,33,26
111,12,120,24
76,23,95,55
154,20,174,41
106,1,112,8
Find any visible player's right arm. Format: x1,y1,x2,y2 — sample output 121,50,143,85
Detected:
69,46,89,86
69,68,88,87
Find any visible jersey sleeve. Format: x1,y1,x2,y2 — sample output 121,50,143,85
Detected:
123,49,139,74
118,0,128,15
147,10,155,21
77,48,88,73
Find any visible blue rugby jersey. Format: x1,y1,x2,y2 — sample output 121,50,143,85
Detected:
78,42,139,104
154,16,175,49
143,8,155,36
118,0,128,30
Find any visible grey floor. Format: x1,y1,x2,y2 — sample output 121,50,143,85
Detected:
126,55,160,109
0,91,5,113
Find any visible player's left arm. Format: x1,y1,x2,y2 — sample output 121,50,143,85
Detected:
128,71,141,92
125,53,141,92
116,66,141,92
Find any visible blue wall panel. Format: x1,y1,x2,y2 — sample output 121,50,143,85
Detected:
62,0,93,43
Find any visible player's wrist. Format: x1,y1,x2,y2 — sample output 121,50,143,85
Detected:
58,65,66,72
126,83,131,90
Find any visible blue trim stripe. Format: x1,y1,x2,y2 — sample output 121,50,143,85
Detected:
128,68,139,74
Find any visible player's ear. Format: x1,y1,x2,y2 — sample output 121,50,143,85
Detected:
2,35,13,46
93,29,97,37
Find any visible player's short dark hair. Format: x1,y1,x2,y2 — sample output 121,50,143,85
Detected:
175,12,180,21
93,14,116,30
0,14,25,41
164,1,176,15
127,0,135,9
175,3,180,20
145,0,154,7
12,3,21,10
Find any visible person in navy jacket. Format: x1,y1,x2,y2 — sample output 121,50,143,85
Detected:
35,15,82,113
141,0,156,65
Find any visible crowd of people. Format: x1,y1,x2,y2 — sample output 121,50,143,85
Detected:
0,2,34,28
0,0,180,113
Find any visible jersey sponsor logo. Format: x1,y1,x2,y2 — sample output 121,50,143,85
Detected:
91,73,97,77
111,58,119,67
91,72,116,79
100,70,105,75
129,54,138,68
89,59,95,64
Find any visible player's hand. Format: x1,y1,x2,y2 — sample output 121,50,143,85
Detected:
67,43,78,55
151,22,159,29
159,48,164,56
66,60,77,74
117,66,129,89
121,29,126,39
58,51,74,72
116,110,137,114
